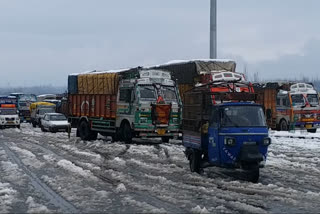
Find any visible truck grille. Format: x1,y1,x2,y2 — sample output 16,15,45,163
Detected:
5,118,15,121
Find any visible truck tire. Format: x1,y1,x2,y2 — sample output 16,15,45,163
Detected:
78,121,97,141
189,149,201,174
161,136,170,143
78,121,91,141
307,128,317,133
32,121,36,128
121,122,132,144
279,119,288,131
41,126,46,132
89,131,98,141
16,125,20,129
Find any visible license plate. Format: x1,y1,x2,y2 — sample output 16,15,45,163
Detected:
7,121,14,124
157,129,166,135
306,124,312,129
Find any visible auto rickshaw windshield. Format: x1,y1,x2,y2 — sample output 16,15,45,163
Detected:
221,105,266,127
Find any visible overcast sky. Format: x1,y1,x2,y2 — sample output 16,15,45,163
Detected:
1,0,319,87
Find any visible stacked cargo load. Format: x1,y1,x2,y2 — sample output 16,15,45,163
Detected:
148,59,252,100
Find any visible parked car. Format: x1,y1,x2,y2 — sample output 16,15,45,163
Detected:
41,113,71,133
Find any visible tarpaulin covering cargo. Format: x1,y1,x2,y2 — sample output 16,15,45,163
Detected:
149,59,236,85
77,73,119,95
29,102,55,112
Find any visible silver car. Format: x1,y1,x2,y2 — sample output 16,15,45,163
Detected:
41,113,70,133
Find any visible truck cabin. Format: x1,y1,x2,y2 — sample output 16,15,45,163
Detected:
119,70,180,105
0,104,18,115
289,83,319,108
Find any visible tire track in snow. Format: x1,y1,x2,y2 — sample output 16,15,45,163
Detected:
1,142,79,213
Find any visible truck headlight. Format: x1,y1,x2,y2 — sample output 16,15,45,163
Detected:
171,108,179,113
224,137,236,146
140,118,148,123
263,137,271,146
172,118,178,124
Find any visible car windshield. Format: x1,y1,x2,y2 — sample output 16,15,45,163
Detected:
291,94,305,106
0,108,17,115
307,94,319,105
221,105,266,127
49,115,66,121
39,108,55,115
139,86,157,100
161,86,177,101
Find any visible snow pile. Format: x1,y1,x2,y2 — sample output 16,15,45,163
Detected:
10,146,44,169
26,196,51,213
115,183,126,193
57,159,97,180
0,182,17,213
113,157,126,166
191,205,209,214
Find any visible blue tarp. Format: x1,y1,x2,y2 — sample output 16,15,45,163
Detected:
68,75,78,94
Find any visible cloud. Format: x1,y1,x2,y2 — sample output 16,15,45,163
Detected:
250,39,320,80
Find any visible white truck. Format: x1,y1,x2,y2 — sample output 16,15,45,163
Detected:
0,96,20,129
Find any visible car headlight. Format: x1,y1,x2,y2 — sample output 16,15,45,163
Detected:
263,137,271,146
224,137,236,146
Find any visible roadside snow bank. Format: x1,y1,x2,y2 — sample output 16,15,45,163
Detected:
57,159,97,180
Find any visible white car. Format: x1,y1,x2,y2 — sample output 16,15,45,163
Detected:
41,113,70,133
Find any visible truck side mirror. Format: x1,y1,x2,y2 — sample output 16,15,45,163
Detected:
266,109,272,119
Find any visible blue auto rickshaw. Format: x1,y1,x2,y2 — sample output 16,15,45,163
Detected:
182,88,271,182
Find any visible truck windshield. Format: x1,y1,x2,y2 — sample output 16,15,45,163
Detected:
161,86,177,101
0,108,17,115
19,95,37,102
139,86,156,100
307,94,319,105
221,106,266,127
291,94,305,106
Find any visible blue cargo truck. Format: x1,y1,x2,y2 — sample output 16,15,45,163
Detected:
182,83,271,182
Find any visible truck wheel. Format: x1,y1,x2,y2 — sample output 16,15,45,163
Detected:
32,121,36,128
121,122,132,144
89,131,98,141
161,137,170,143
189,150,201,174
279,119,288,131
78,121,97,141
41,126,46,132
78,121,91,141
307,128,317,133
16,125,20,129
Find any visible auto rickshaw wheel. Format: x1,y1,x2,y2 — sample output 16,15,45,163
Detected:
246,168,260,183
189,150,201,174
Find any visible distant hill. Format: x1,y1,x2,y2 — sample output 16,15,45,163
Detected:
0,86,66,96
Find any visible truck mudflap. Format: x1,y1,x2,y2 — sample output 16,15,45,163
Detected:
239,145,263,163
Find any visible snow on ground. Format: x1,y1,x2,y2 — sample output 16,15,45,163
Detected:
0,123,320,213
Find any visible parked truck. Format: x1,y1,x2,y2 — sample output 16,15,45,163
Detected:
255,82,320,132
0,96,20,129
29,102,56,127
68,68,182,143
17,94,37,122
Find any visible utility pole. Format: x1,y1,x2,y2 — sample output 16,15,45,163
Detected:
210,0,217,59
